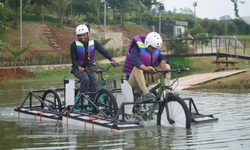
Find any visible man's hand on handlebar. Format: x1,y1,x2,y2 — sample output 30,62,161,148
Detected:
111,58,121,66
111,62,120,67
145,66,155,73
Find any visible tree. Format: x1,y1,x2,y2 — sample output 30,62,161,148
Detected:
140,0,157,10
27,0,53,23
233,18,247,35
173,15,185,21
39,0,50,23
208,20,223,35
129,0,158,24
71,0,96,24
92,0,101,26
130,0,148,25
185,18,195,28
2,0,7,23
217,21,226,35
244,25,250,35
179,7,193,16
119,0,135,26
12,0,18,28
107,0,120,28
52,0,73,28
227,21,237,35
7,0,29,28
72,0,92,15
199,19,210,33
219,15,232,21
191,24,212,46
1,41,32,75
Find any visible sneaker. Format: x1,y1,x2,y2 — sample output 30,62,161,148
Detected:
143,93,155,102
87,107,93,111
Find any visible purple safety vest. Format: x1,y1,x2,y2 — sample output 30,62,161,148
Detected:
75,38,96,65
122,35,160,76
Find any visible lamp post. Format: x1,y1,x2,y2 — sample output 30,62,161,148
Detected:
20,0,22,57
101,0,107,38
158,4,164,35
193,1,197,27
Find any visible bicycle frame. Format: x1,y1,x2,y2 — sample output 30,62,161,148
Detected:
128,68,189,121
73,63,120,110
147,75,166,120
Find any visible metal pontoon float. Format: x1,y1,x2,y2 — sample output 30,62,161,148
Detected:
14,89,63,123
14,78,218,131
182,97,218,123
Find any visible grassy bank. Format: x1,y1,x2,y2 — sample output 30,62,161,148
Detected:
189,57,250,92
2,63,124,84
2,57,250,92
172,57,250,92
198,69,250,91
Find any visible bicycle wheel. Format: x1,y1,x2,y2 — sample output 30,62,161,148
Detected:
41,89,62,112
94,89,118,118
157,95,191,128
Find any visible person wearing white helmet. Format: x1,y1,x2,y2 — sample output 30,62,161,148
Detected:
70,24,120,104
122,32,171,102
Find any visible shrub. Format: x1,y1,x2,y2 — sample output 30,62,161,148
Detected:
170,57,194,68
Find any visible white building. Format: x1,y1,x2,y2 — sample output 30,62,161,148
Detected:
242,16,250,25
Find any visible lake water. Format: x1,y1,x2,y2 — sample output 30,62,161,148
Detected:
0,81,250,150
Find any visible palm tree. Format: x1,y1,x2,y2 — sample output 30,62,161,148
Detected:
52,0,73,28
107,0,120,28
130,0,148,25
92,0,101,26
3,0,7,23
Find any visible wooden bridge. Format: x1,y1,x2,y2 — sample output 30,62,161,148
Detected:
173,69,248,90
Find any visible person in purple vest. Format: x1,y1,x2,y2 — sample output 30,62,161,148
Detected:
122,32,171,102
70,24,120,104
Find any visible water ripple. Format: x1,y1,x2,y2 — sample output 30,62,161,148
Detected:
1,83,250,149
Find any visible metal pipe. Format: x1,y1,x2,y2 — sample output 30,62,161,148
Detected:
159,9,161,34
193,2,197,27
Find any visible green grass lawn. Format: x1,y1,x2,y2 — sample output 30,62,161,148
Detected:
3,63,125,84
235,35,250,40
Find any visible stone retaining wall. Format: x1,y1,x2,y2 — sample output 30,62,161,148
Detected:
90,32,123,51
0,64,72,72
1,56,126,72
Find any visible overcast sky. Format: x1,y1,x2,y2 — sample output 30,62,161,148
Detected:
160,0,250,20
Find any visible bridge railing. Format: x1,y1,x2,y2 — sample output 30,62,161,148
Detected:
161,37,250,56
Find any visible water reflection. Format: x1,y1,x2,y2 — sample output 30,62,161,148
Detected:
0,82,250,149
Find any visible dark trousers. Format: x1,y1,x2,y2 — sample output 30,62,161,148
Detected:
71,65,97,99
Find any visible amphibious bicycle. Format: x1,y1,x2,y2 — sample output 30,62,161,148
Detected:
14,64,218,131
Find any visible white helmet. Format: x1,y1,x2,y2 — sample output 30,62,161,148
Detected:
144,32,162,49
75,24,89,35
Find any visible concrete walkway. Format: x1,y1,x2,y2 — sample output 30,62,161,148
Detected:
173,69,248,90
97,56,126,64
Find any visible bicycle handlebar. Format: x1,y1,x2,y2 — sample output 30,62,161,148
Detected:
95,63,120,73
154,68,190,73
85,63,120,74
